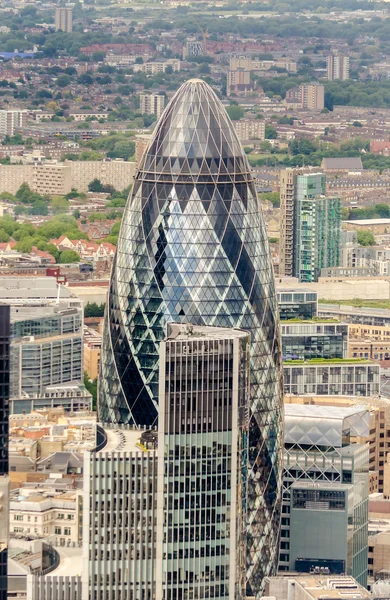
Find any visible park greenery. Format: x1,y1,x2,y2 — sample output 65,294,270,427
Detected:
319,298,390,309
343,203,390,221
0,213,86,261
84,302,106,317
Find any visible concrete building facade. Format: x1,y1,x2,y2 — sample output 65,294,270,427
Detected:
0,110,28,137
327,54,350,81
140,94,165,118
55,7,73,32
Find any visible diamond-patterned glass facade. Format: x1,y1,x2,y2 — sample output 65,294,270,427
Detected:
99,78,284,596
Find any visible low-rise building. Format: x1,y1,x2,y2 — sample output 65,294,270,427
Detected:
283,359,380,397
264,575,371,600
10,489,82,545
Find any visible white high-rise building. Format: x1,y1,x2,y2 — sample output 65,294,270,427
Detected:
0,110,27,137
327,54,350,81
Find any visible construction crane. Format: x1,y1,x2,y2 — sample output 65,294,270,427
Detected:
195,20,209,54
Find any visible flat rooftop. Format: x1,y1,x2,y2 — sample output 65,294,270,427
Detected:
343,218,390,225
166,322,248,341
102,427,149,454
49,546,83,577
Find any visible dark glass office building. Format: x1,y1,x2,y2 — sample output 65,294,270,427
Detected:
99,79,284,594
0,305,9,600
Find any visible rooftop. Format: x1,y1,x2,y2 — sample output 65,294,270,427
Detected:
284,404,370,446
343,218,390,225
101,427,151,454
283,358,374,364
166,322,249,341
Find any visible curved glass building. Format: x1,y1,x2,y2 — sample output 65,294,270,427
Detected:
99,78,283,593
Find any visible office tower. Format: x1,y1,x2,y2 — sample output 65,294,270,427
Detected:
82,426,158,600
0,277,89,413
0,110,27,137
276,288,318,320
140,94,166,119
279,170,341,282
327,54,350,81
156,323,251,600
55,7,73,32
300,83,324,111
99,79,283,592
280,405,369,587
88,322,281,599
0,305,10,600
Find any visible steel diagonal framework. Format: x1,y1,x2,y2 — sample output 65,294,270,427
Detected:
99,79,284,595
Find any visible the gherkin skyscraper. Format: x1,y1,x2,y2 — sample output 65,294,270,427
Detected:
99,79,283,594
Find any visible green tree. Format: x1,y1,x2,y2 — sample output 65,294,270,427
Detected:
46,243,60,262
16,238,33,253
51,196,69,214
84,302,105,317
59,249,81,263
88,179,104,193
29,200,49,215
357,230,376,246
226,105,244,121
0,229,9,242
265,124,277,139
56,74,71,88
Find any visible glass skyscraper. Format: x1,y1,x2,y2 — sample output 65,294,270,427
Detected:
99,78,283,594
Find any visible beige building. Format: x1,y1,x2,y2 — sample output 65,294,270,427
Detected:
10,489,82,545
349,339,390,362
84,342,100,381
134,134,152,168
140,94,165,118
55,7,72,33
264,575,370,600
368,530,390,581
349,323,390,341
301,83,325,111
279,168,296,277
133,59,180,74
229,56,297,73
233,119,265,141
84,327,102,381
227,69,251,96
0,110,28,137
0,163,72,195
68,160,135,193
0,160,135,195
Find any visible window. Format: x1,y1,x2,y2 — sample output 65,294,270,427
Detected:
14,515,23,521
64,528,71,536
55,527,62,535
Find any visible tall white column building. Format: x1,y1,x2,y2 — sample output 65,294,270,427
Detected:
327,54,350,81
